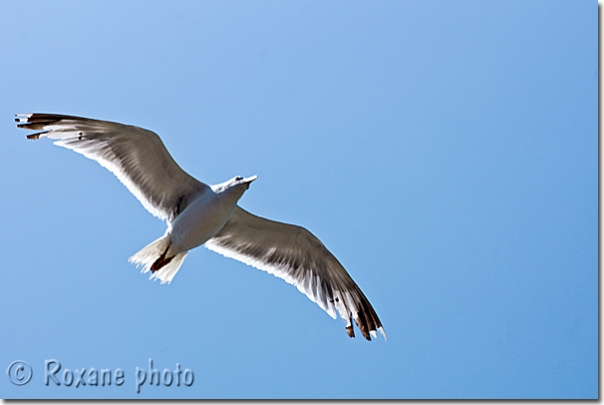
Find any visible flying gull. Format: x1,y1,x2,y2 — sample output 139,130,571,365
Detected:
16,113,386,341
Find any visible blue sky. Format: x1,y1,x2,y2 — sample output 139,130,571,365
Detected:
0,0,597,399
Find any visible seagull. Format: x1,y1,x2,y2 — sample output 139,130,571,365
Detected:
16,113,386,341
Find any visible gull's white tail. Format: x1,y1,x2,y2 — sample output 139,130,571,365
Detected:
129,235,188,284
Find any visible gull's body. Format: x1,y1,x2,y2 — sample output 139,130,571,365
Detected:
170,182,245,253
16,113,385,341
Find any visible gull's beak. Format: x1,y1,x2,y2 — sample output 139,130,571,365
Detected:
241,175,258,190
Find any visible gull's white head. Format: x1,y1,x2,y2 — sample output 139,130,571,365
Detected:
211,175,258,195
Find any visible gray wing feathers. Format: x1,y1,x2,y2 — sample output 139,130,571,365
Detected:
16,114,208,222
205,207,386,340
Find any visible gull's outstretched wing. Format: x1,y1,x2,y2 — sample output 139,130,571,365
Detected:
16,113,208,223
206,207,386,341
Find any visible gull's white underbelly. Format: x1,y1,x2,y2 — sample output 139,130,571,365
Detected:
168,191,236,254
